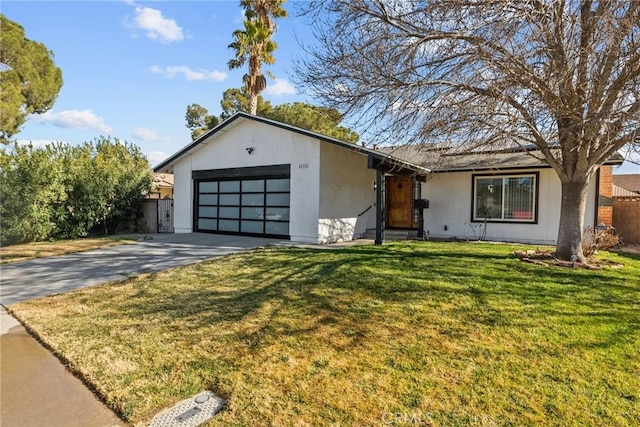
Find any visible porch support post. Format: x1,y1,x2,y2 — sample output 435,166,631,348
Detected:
375,168,385,245
417,208,425,238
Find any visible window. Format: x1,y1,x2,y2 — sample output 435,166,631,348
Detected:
472,173,538,223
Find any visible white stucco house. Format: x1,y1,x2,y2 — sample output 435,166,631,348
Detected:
154,112,622,245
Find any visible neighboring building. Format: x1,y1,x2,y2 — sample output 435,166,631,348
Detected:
154,112,623,245
613,174,640,195
612,174,640,244
149,173,174,199
596,166,614,226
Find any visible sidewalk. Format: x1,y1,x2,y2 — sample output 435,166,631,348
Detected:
1,308,127,427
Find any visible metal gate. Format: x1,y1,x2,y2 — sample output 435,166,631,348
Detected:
157,199,174,233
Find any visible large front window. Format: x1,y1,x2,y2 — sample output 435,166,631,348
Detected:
473,173,537,222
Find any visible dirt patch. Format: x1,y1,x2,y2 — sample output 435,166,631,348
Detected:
0,236,140,264
514,249,624,270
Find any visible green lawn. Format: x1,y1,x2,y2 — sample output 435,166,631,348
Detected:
9,241,640,426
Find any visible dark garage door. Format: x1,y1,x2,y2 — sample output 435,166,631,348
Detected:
194,165,290,238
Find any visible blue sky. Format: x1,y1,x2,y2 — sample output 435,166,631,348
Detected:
3,0,312,166
3,1,638,174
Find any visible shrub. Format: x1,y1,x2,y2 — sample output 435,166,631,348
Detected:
582,226,620,258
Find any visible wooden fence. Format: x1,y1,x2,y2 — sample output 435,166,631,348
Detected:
613,198,640,244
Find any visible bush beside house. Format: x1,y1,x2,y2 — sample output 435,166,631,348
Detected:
0,138,153,246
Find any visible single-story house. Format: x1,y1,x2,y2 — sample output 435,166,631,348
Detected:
154,112,623,245
148,173,174,199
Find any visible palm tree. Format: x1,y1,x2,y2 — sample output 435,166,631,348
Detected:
241,0,287,32
228,19,277,115
228,1,287,115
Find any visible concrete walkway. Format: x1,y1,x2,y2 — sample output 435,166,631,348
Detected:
1,233,287,306
0,233,286,427
1,309,127,427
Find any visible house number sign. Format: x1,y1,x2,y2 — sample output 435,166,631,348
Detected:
298,163,309,169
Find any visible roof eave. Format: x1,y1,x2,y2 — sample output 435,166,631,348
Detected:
153,112,429,175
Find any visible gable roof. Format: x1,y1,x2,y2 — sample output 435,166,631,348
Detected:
380,145,624,172
613,174,640,193
153,112,429,176
153,173,173,188
613,183,640,198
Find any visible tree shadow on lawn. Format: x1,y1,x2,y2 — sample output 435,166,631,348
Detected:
25,243,636,424
113,245,640,353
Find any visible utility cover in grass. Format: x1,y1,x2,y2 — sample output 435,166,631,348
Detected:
149,391,225,427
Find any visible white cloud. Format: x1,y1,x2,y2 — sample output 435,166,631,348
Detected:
146,151,169,166
15,139,65,149
126,6,183,43
264,78,296,96
132,127,161,141
150,65,227,82
31,110,112,133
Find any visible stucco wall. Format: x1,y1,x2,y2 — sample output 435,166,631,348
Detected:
172,119,321,242
173,156,193,234
422,168,598,245
318,143,377,243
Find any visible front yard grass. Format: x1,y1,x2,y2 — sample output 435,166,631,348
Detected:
9,241,640,426
0,236,137,264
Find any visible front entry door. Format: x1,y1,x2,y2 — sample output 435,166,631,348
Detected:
386,176,414,228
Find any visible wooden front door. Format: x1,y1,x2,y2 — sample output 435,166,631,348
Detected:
386,176,414,228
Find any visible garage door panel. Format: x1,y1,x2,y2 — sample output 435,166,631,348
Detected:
219,220,239,232
219,207,240,219
242,194,264,205
242,180,264,192
200,182,218,192
199,206,217,217
266,178,290,192
241,221,263,233
220,181,240,192
265,207,289,221
266,221,288,235
195,169,290,238
219,194,240,205
199,194,218,205
241,207,263,220
198,218,217,230
266,193,290,206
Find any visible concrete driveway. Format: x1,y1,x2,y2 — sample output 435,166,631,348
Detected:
0,233,287,427
1,233,288,306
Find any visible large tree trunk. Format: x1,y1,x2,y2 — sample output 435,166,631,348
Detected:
555,178,591,262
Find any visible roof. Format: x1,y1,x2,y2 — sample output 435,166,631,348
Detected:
153,173,174,188
380,145,625,172
613,174,640,193
153,112,429,176
612,183,640,198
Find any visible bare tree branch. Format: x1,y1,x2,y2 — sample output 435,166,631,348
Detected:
294,0,639,261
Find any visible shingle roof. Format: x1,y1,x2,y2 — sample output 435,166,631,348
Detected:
379,146,624,172
612,183,639,198
613,174,640,193
153,173,174,188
